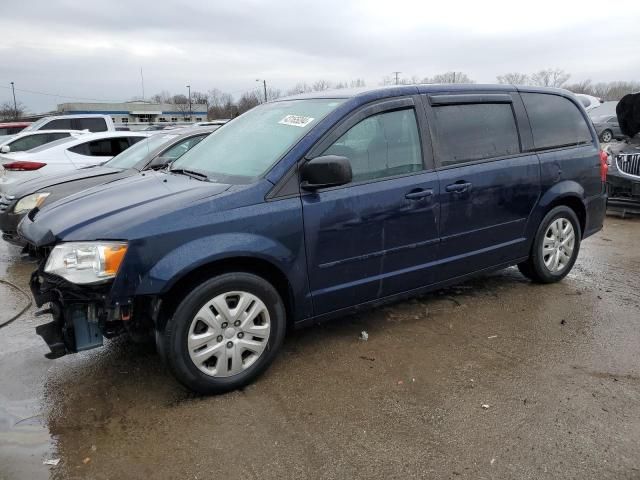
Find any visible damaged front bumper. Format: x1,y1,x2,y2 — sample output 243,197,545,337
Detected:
30,268,132,359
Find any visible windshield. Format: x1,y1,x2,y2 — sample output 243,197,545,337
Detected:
171,99,345,181
106,134,178,169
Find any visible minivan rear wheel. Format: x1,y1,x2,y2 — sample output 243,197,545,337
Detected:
162,272,286,394
518,206,581,283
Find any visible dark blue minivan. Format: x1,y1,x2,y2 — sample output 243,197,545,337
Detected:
20,84,607,393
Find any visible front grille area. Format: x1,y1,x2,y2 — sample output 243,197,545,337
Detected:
0,193,15,213
616,153,640,178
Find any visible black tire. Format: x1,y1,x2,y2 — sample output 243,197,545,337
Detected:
600,130,613,143
162,272,286,394
518,206,581,284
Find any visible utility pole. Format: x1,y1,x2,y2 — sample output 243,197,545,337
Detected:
392,71,401,85
256,79,267,103
10,81,17,119
140,68,145,100
186,84,192,120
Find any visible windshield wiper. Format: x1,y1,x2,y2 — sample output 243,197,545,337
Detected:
169,168,209,181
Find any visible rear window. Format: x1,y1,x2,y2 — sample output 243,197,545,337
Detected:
521,93,593,150
77,118,108,132
432,103,520,166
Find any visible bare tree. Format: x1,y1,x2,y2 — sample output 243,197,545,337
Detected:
190,91,208,105
207,88,235,119
286,82,312,96
564,79,593,94
423,72,475,84
150,90,173,104
530,68,570,88
350,78,366,88
592,81,640,101
312,80,332,91
496,72,529,85
237,91,261,114
0,101,25,120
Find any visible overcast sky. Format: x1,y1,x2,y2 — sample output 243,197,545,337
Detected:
1,0,639,112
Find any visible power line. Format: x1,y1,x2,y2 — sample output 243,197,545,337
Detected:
392,71,402,85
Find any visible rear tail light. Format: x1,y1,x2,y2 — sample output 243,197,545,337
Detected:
2,161,47,171
599,150,608,182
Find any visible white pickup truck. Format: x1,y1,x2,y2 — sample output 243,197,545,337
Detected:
20,114,116,133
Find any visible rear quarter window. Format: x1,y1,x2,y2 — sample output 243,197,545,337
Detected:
432,103,520,166
521,93,593,150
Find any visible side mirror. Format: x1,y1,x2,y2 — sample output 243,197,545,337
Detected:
0,145,10,153
148,156,172,169
300,155,352,190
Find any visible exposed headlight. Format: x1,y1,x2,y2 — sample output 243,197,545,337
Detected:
13,192,50,214
45,242,128,285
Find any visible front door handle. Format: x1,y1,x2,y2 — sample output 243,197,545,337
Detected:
405,188,434,200
445,182,472,193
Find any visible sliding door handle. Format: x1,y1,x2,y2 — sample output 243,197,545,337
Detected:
405,188,434,200
445,182,472,193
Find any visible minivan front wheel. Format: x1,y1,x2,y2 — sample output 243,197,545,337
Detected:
163,272,286,394
518,206,581,283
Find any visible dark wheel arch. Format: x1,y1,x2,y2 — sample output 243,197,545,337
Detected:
156,256,294,332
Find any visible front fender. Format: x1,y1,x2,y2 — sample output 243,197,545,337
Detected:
132,233,296,296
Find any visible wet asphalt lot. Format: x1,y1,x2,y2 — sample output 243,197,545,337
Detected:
1,217,639,480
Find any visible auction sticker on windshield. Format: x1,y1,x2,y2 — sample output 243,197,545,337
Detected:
278,115,315,128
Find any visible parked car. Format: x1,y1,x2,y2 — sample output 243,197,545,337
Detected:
0,127,217,245
0,121,31,137
20,85,606,394
605,92,640,216
0,130,88,154
575,93,602,111
591,114,625,143
0,131,149,187
20,114,115,133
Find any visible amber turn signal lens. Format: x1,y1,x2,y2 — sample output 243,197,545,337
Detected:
104,245,128,276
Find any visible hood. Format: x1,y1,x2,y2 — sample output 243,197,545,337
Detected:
0,165,124,199
20,170,231,246
616,93,640,138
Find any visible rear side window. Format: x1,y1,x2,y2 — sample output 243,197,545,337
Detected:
323,108,423,182
521,93,593,150
69,137,134,157
432,103,520,166
41,118,73,129
76,118,108,132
